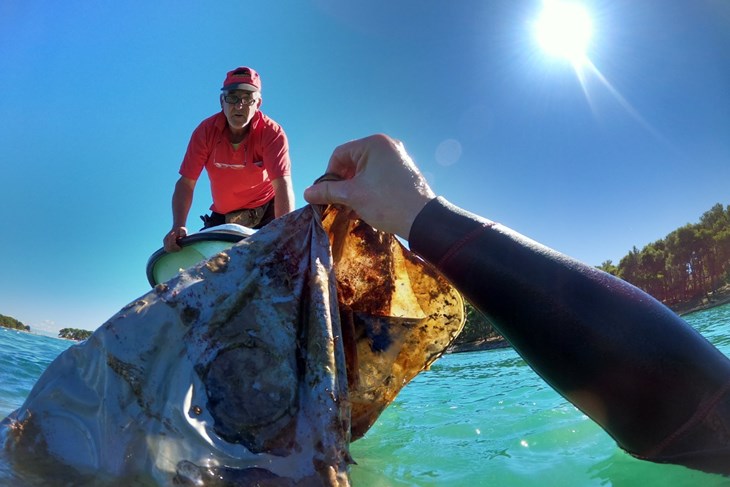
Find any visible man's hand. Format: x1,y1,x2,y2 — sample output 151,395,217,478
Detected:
303,134,436,240
163,226,188,252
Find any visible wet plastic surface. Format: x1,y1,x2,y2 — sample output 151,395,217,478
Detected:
321,206,465,440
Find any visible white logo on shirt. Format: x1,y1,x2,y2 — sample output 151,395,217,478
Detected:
213,162,246,169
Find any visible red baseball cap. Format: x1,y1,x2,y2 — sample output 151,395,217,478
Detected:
221,67,261,92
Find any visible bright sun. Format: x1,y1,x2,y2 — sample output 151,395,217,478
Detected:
534,1,593,65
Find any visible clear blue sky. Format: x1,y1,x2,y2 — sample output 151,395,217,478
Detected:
1,1,729,335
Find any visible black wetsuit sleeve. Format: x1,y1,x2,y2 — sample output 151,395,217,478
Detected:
409,197,730,472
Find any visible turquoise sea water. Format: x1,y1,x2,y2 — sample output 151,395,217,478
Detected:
1,303,730,486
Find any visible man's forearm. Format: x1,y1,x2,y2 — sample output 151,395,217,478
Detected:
272,176,295,217
409,196,730,460
172,178,195,228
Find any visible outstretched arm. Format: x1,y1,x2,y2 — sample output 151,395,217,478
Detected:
305,134,730,474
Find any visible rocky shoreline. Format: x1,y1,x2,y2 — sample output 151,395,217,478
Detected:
672,284,730,317
447,336,510,354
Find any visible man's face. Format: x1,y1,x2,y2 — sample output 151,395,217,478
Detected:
220,90,261,132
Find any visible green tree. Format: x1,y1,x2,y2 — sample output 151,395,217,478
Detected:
615,202,730,310
716,228,730,282
597,260,618,276
640,241,669,301
58,328,93,341
618,246,642,285
453,301,502,345
0,313,30,332
699,204,730,290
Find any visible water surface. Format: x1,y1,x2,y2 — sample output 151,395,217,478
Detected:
2,304,730,486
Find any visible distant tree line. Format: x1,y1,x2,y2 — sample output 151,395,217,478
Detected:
452,302,502,347
597,203,730,308
453,203,730,347
58,328,93,341
0,314,30,332
0,313,94,341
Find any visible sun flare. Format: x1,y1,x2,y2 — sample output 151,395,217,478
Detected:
534,1,593,65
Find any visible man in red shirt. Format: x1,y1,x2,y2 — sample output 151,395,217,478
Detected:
163,66,294,252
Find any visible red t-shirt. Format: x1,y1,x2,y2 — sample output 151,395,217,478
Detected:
179,111,291,214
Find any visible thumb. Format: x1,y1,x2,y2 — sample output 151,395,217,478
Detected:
304,179,348,206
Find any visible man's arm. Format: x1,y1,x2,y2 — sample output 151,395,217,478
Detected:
271,175,294,218
409,196,730,463
303,134,730,474
163,176,196,252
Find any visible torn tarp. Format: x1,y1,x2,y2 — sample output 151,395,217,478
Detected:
1,205,464,486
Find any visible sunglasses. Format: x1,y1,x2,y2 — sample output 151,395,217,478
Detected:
223,94,257,106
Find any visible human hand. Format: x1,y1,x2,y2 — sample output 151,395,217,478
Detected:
303,134,436,240
163,226,188,252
